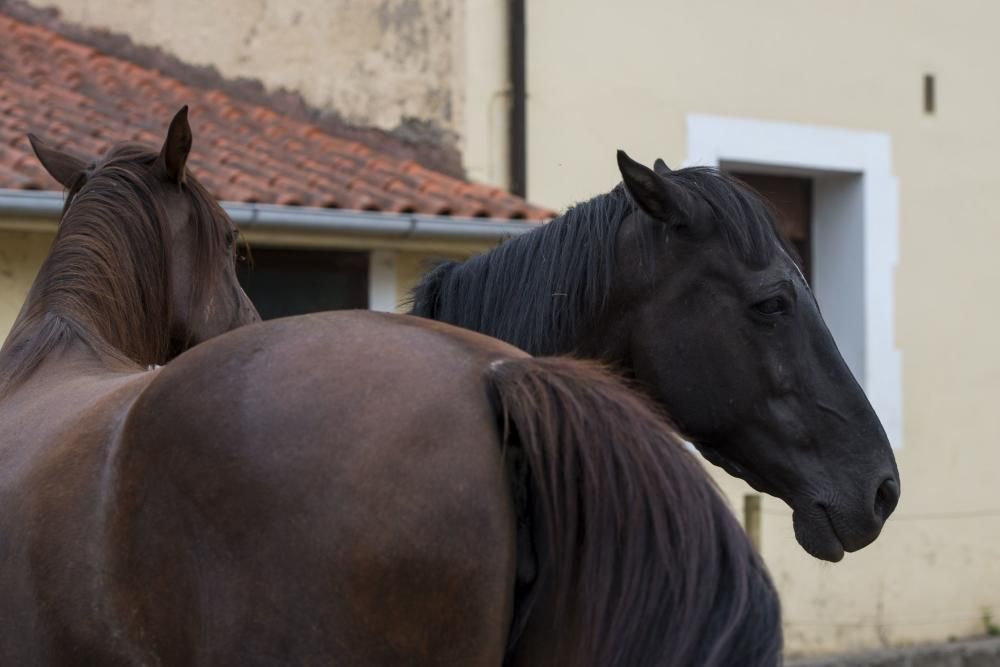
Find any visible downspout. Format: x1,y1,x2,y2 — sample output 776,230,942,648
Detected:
508,0,527,198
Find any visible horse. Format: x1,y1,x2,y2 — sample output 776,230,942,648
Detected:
410,151,901,563
0,111,781,664
0,106,257,658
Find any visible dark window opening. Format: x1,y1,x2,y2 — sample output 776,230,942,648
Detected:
238,247,368,320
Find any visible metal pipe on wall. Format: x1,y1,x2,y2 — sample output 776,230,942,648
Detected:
508,0,527,198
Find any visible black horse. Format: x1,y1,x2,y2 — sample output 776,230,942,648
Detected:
411,151,900,562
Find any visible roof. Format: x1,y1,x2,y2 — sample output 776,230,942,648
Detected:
0,13,551,220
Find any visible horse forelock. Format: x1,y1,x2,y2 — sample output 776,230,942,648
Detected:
0,141,228,393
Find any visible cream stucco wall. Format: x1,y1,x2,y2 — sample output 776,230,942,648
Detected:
459,0,1000,656
0,229,54,340
26,0,465,142
460,0,510,186
395,249,469,308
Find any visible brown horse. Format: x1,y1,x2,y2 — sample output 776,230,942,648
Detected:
0,111,780,665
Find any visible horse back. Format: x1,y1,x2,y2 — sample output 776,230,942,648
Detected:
105,311,521,665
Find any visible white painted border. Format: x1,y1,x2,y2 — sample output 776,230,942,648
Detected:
685,114,902,448
367,250,399,312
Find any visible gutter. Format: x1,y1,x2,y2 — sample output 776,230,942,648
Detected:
0,189,540,243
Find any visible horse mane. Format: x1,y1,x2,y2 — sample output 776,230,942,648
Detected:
488,357,782,665
0,142,228,395
409,167,783,355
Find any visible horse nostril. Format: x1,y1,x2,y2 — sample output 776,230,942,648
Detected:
874,477,900,521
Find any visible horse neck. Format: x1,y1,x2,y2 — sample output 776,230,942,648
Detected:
0,226,166,394
420,208,622,357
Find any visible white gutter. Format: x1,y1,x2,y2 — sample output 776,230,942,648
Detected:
0,189,541,242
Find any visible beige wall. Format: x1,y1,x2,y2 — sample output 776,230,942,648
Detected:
459,0,1000,656
28,0,465,141
395,250,469,309
459,0,510,186
0,229,54,339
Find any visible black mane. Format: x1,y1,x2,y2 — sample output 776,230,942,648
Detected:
409,166,782,355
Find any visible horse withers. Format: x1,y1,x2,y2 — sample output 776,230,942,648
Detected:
0,110,780,664
411,151,900,562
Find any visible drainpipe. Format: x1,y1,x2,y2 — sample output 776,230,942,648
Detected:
508,0,527,198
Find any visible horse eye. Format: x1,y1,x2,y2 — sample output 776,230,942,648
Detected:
753,296,787,316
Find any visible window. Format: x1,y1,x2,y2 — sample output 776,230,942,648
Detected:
238,248,368,320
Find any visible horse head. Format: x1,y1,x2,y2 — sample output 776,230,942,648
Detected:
612,151,899,562
17,106,259,373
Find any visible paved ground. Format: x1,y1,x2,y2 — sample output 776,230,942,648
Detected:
786,637,1000,667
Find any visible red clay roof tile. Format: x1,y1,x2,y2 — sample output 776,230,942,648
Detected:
0,13,552,221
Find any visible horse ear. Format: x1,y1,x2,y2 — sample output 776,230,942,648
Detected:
27,134,87,190
653,158,671,176
617,150,690,223
157,106,192,185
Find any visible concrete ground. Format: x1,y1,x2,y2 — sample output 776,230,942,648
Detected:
786,637,1000,667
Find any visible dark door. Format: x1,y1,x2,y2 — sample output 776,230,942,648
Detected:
730,172,812,283
238,247,369,320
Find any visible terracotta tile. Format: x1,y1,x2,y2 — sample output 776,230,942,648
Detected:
316,192,343,208
0,14,554,221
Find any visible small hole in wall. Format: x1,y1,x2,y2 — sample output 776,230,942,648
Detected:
924,74,935,114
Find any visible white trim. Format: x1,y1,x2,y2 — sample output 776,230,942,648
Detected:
686,114,903,449
367,250,399,312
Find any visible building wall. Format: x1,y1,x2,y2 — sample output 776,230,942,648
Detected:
395,250,464,310
459,0,510,186
458,0,1000,656
0,229,54,337
26,0,466,144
